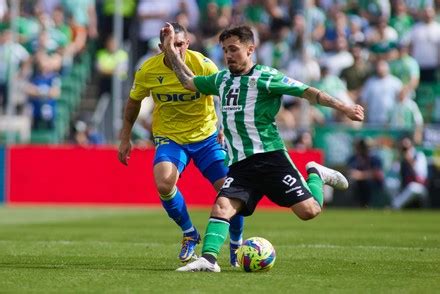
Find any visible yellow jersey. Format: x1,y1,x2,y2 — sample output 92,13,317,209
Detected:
130,50,219,144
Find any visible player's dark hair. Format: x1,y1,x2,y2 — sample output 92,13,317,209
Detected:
219,25,254,44
159,22,188,43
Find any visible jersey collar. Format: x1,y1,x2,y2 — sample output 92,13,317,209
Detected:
230,64,257,77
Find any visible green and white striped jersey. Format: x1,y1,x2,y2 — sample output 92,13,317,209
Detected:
194,64,309,166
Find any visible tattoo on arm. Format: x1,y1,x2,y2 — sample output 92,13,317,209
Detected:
164,48,196,91
303,87,346,112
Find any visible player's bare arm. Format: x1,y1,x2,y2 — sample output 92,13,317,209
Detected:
161,23,197,92
302,87,364,122
118,98,142,165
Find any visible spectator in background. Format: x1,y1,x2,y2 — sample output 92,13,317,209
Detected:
293,129,314,152
136,37,161,70
347,138,385,208
319,36,354,76
136,0,179,60
0,28,31,113
322,8,350,52
347,15,366,45
365,15,398,47
388,41,420,99
51,5,74,72
391,136,429,209
405,0,434,19
177,0,200,31
304,0,326,44
360,59,402,125
98,0,136,45
340,42,372,102
0,0,7,21
388,90,424,144
312,64,353,123
237,0,271,40
73,119,105,145
60,0,98,40
96,34,129,97
198,0,232,38
409,7,440,82
287,47,321,85
389,0,414,42
25,57,61,130
258,17,291,70
31,30,63,73
358,0,391,23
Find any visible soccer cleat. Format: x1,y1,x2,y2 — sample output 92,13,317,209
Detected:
179,233,201,263
306,161,349,190
230,242,241,267
176,257,221,272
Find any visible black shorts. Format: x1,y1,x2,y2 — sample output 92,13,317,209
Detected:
219,150,313,216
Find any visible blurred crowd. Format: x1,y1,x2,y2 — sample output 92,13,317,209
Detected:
0,0,440,207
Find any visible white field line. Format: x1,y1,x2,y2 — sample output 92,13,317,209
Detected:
0,240,438,251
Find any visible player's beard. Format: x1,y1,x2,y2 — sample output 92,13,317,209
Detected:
228,62,243,75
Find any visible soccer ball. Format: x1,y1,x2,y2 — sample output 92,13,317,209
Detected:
236,237,276,272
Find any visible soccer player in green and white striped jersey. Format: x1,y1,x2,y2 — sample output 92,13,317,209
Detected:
161,23,365,272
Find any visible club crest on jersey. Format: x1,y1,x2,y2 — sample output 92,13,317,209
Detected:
157,76,164,84
248,77,257,88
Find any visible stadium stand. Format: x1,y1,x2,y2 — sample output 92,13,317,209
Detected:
0,0,439,207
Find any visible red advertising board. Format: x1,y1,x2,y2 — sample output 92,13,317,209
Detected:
7,146,322,206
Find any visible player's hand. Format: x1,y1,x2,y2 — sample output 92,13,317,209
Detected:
161,22,176,53
345,104,364,121
118,140,132,166
217,129,225,146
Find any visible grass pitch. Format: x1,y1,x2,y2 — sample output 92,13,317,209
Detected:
0,206,439,293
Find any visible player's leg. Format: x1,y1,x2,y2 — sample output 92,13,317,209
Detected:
260,151,322,220
191,133,245,267
153,139,200,262
177,157,261,272
176,196,247,272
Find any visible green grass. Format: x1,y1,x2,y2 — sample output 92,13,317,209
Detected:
0,207,439,293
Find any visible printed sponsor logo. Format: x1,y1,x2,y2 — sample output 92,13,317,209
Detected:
157,76,164,84
153,92,201,102
154,136,170,146
222,105,243,111
281,76,303,87
283,174,305,197
223,88,242,112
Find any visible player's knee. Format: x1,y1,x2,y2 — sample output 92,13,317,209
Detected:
211,198,237,220
156,180,175,196
292,203,321,221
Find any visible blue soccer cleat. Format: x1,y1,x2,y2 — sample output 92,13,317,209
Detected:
179,233,201,263
230,242,241,267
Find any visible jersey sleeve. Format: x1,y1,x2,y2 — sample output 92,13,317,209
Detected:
268,72,309,97
130,69,150,101
193,73,219,96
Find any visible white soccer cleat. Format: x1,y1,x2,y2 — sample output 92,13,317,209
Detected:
175,257,221,272
306,161,349,190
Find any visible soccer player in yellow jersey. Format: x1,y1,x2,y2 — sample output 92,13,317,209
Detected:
118,23,244,265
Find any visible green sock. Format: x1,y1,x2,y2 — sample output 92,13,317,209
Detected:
307,173,324,207
201,218,230,258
